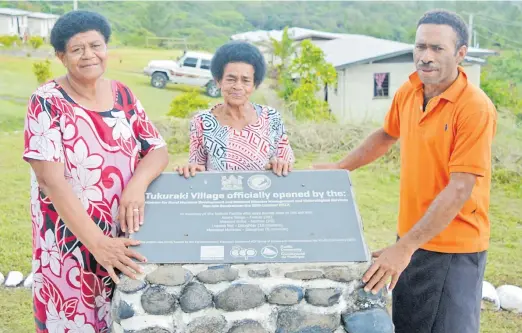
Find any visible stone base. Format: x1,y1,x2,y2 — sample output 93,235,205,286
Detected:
111,262,394,333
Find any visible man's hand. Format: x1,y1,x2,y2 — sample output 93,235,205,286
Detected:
362,243,414,294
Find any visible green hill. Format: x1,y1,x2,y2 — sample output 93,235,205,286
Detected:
2,1,522,51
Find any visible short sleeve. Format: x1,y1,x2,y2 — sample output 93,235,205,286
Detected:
383,92,401,138
188,114,208,165
132,97,166,158
23,93,64,163
449,108,497,177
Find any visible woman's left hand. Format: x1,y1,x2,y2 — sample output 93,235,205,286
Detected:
118,180,147,234
265,157,293,176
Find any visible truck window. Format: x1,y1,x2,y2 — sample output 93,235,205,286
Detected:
200,60,211,70
183,57,198,68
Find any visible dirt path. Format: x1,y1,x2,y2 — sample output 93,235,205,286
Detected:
0,95,26,104
0,48,53,59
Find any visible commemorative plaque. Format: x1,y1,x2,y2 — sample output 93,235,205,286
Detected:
130,170,370,264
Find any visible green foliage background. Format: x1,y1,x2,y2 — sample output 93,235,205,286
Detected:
2,1,520,116
2,1,521,51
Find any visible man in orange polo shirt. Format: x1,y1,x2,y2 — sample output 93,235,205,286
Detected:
314,9,497,333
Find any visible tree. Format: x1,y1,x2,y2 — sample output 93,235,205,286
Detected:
281,40,338,121
270,26,297,78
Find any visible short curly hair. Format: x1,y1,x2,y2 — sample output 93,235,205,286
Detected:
50,10,111,53
417,9,469,49
210,41,266,87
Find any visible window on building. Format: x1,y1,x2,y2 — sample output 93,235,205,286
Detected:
373,72,390,97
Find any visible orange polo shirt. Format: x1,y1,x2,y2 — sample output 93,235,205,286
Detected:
383,66,497,253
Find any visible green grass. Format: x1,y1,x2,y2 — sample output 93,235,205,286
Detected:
0,99,27,132
0,47,267,122
0,47,520,332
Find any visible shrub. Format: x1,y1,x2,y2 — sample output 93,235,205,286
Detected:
276,73,297,101
0,35,19,48
167,90,211,119
480,51,522,119
29,36,44,50
32,59,52,84
155,118,190,155
286,82,333,121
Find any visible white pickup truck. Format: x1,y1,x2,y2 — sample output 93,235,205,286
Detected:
143,51,221,98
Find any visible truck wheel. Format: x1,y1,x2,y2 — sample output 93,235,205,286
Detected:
151,72,168,89
206,81,221,98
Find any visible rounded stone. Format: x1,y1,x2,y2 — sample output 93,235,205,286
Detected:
324,266,360,282
342,308,394,333
214,284,266,311
141,285,177,315
497,284,522,313
186,315,227,333
23,273,34,288
305,288,342,307
276,308,340,332
481,280,500,311
354,288,387,310
248,268,271,278
228,320,267,333
268,285,304,305
119,276,148,294
284,270,324,280
4,271,24,287
146,265,193,286
179,282,213,313
132,328,172,333
197,265,239,284
117,300,135,321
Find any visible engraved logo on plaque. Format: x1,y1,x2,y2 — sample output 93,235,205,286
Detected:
261,245,278,259
247,174,271,191
221,175,243,191
230,246,257,260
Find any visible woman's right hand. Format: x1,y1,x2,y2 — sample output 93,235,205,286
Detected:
176,164,205,178
91,235,147,283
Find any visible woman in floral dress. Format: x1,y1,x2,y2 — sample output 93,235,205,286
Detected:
176,41,294,176
23,11,168,332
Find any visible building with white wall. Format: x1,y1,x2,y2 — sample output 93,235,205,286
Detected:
0,8,58,41
232,27,497,124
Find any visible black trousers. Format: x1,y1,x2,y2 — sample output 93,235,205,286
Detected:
392,248,487,333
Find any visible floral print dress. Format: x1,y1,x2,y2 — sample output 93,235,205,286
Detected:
189,103,295,170
23,80,166,332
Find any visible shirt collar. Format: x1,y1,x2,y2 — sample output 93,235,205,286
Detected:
408,66,468,103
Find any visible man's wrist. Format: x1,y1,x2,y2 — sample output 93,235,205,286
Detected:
396,236,419,255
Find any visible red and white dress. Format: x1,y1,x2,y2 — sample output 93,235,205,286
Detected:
23,80,166,332
189,103,295,170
